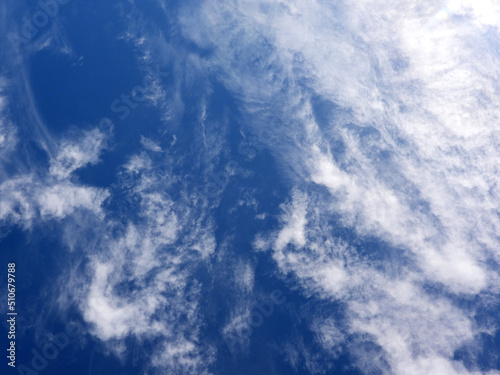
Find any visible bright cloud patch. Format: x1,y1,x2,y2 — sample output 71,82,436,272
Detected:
50,127,110,179
0,125,110,227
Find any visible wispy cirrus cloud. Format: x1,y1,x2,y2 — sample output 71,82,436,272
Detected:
67,146,217,374
0,124,110,228
49,127,110,180
0,79,18,181
2,0,499,373
176,0,500,373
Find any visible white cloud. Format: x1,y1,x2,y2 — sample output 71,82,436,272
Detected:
140,135,163,152
37,183,109,219
0,175,36,226
50,127,109,179
220,258,257,351
0,175,109,227
274,189,308,251
177,0,500,372
2,0,498,372
0,80,18,179
0,125,110,227
72,153,217,373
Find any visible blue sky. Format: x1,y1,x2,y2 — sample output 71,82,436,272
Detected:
1,0,500,374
